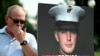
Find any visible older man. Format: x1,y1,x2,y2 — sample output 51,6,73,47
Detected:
0,5,37,56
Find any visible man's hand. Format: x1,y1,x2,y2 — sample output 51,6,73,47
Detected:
12,26,26,43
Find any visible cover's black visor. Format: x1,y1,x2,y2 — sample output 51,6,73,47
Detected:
55,21,79,32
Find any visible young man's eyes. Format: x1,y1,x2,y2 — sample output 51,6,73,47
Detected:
59,30,77,34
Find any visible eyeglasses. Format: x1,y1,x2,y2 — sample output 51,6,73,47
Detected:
9,16,25,24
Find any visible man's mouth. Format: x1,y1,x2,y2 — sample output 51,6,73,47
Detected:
65,44,72,48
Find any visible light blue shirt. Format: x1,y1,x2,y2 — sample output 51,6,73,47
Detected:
0,26,37,56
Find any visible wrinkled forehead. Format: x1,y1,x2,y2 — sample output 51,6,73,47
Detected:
10,7,26,17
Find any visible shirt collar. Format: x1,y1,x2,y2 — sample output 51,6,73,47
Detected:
0,26,7,34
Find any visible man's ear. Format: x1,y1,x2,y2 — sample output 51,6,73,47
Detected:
54,31,59,42
5,15,9,24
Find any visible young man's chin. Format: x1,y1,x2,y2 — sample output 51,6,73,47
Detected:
61,47,75,54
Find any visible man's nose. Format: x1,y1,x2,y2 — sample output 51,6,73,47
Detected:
17,21,22,25
66,31,71,41
16,22,22,27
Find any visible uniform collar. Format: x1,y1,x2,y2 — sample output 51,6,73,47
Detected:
0,26,7,34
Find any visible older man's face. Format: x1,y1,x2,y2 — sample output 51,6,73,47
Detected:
6,7,26,30
55,30,77,54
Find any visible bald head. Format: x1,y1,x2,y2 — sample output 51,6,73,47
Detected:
6,5,26,16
